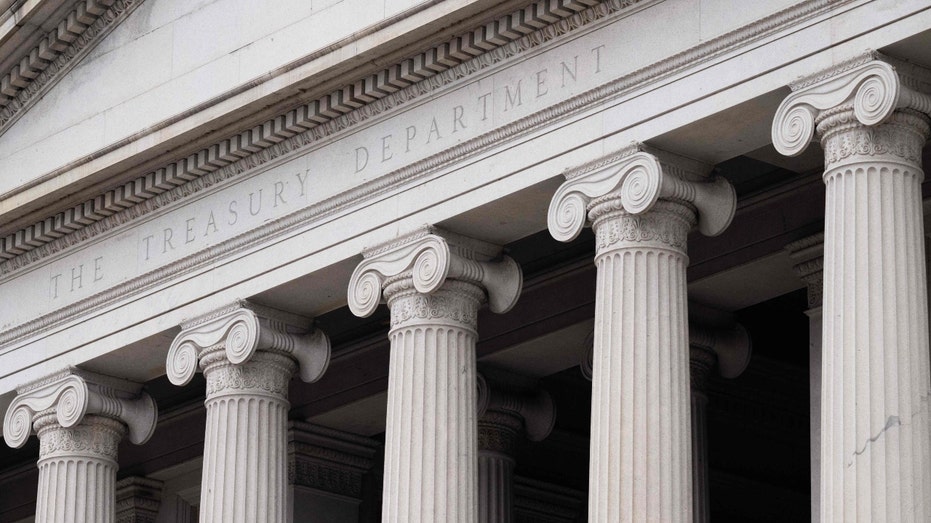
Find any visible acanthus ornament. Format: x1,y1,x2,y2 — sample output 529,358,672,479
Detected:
772,57,931,158
592,205,691,251
36,415,124,460
347,226,522,319
166,303,330,387
547,144,735,244
477,372,556,443
2,370,156,449
388,288,481,328
203,354,295,397
820,111,927,166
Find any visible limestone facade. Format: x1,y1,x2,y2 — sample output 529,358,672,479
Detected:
0,0,929,521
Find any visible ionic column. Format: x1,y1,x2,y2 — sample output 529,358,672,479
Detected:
166,302,331,523
550,144,736,522
773,52,931,521
580,322,750,523
476,371,556,523
2,369,158,523
786,233,824,522
348,226,522,523
688,324,751,523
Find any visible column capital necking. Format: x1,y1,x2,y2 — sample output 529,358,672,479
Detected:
477,370,556,445
3,367,157,450
785,233,824,310
347,225,522,319
772,51,931,159
547,143,736,244
166,301,330,387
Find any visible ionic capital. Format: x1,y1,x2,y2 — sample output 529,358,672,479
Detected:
476,371,555,444
347,226,522,318
689,324,752,390
772,52,931,157
785,233,824,309
3,368,157,449
547,143,736,243
166,301,330,387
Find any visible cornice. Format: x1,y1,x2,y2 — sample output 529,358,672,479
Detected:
1,0,857,266
0,0,858,346
1,0,638,264
0,0,144,136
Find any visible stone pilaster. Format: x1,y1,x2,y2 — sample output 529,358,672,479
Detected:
166,302,331,523
115,476,163,523
773,52,931,521
288,421,379,522
550,143,736,522
476,371,556,523
688,324,751,523
785,233,824,523
348,226,522,523
2,369,157,523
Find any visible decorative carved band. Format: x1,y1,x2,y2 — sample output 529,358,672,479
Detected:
166,303,330,387
477,372,556,443
772,54,931,158
288,421,379,498
2,369,156,449
347,226,522,318
548,144,735,244
785,233,824,309
0,0,143,136
115,476,164,523
0,0,616,263
0,0,860,349
0,0,858,270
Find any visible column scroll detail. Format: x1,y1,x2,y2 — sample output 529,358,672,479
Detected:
773,52,931,522
348,226,523,523
165,301,331,523
551,143,737,523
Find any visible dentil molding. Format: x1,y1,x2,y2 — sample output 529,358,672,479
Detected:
1,0,858,268
0,0,860,350
0,0,143,136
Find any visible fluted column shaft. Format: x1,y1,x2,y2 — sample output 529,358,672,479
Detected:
4,369,158,523
477,412,521,523
34,414,124,523
819,108,931,521
772,56,931,521
166,303,330,523
588,199,694,522
382,278,483,523
787,233,824,523
199,349,295,523
689,346,715,523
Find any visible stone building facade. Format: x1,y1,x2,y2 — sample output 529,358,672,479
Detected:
0,0,929,521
